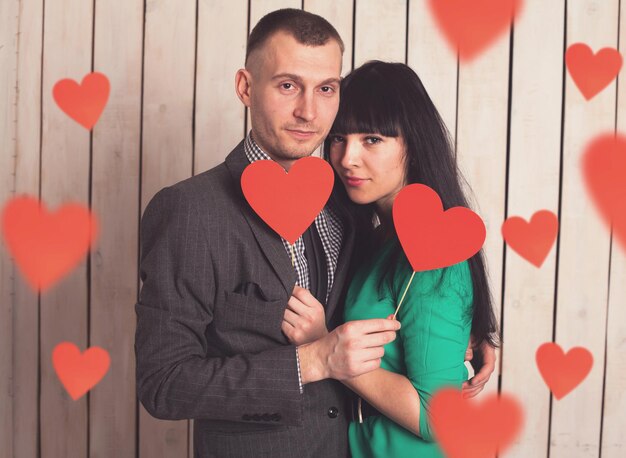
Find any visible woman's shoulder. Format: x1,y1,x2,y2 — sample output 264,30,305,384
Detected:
393,254,472,298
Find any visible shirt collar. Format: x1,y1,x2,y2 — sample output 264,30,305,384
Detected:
244,131,272,164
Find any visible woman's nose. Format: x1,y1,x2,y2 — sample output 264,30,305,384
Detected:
341,140,362,168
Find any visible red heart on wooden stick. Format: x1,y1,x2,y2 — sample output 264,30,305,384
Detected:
430,388,524,458
241,157,334,244
1,196,99,292
502,210,558,267
392,184,486,271
566,43,622,100
53,72,110,129
427,0,523,62
52,342,110,400
582,132,626,252
536,342,593,400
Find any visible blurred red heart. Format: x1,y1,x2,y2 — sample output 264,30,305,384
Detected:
53,71,110,129
582,132,626,251
502,210,558,267
1,196,98,292
566,43,622,100
241,157,334,244
53,342,110,400
392,184,486,271
431,388,524,458
536,342,593,400
427,0,523,62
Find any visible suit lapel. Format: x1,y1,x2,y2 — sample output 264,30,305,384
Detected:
225,142,296,297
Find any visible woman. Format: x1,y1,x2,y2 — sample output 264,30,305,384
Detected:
283,61,499,457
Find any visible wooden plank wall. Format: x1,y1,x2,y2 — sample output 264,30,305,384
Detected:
1,1,625,457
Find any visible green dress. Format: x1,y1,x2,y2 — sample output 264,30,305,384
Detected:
344,239,473,458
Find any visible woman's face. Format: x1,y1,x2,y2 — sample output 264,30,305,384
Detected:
328,132,408,212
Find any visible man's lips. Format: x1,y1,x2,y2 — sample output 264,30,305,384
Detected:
286,129,316,139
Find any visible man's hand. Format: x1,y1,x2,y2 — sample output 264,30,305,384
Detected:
462,338,497,398
282,285,328,345
297,318,401,383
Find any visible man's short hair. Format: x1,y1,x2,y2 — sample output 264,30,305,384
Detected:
246,8,345,66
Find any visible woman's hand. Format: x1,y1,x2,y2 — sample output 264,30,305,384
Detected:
281,285,328,345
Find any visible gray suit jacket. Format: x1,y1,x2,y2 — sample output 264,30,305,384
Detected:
135,141,356,457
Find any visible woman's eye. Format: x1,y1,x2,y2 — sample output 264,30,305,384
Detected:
365,136,382,144
330,135,344,143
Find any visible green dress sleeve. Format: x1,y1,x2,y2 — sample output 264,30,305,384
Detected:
393,258,474,442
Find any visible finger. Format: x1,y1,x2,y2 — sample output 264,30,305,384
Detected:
347,318,401,334
356,347,386,362
357,330,397,349
470,367,493,385
292,286,318,307
286,295,309,315
464,348,473,361
283,308,303,328
462,386,484,399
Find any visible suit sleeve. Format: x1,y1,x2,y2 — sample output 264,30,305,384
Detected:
134,186,303,425
395,260,473,442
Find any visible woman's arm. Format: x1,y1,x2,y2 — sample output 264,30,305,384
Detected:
342,367,423,436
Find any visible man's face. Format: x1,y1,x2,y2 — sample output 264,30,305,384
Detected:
239,31,342,166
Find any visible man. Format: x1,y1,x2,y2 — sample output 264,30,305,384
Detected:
135,8,495,458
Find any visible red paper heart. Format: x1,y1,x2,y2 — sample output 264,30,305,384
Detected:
582,132,626,251
502,210,558,267
392,184,486,272
52,342,110,400
566,43,622,100
427,0,523,62
431,388,524,458
536,342,593,400
241,157,334,244
52,72,110,129
1,196,99,292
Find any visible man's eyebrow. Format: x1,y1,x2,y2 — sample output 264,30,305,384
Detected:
271,73,341,86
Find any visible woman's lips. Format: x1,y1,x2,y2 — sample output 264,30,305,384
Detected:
345,177,367,187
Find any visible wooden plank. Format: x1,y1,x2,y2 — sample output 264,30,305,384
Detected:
246,0,301,133
194,0,248,174
353,0,406,67
550,1,619,456
0,0,19,455
499,1,565,456
11,0,46,456
455,8,511,396
88,1,143,457
407,0,458,139
39,0,94,456
304,0,355,76
139,0,197,456
600,3,626,455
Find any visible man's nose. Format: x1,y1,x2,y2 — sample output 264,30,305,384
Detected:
293,91,316,121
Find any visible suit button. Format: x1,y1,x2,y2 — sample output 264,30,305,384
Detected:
252,414,261,421
327,407,339,419
271,413,281,421
242,414,251,421
261,413,271,421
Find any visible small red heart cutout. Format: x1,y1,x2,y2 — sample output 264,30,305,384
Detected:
502,210,558,267
536,342,593,400
52,72,110,129
427,0,523,62
241,157,334,244
566,43,622,100
392,184,486,271
52,342,110,400
431,388,524,458
1,196,99,292
582,132,626,252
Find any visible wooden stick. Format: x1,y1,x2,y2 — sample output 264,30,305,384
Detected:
392,271,416,320
290,242,296,267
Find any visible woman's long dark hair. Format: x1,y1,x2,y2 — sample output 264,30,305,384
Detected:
324,61,499,348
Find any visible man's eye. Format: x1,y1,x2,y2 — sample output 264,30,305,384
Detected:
320,86,334,93
281,83,294,90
